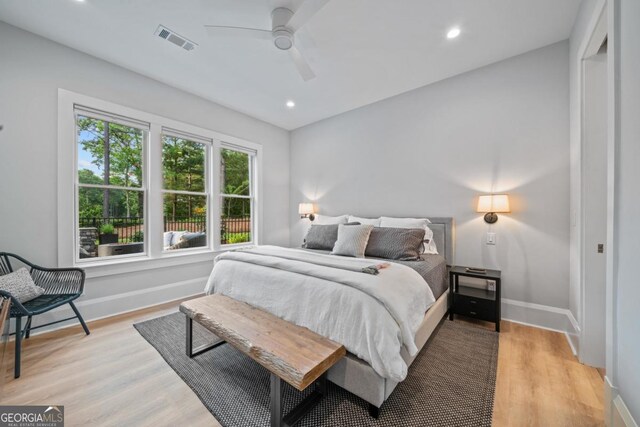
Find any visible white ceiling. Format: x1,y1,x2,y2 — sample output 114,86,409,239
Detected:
0,0,582,130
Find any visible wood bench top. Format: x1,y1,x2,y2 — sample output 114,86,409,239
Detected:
179,294,346,391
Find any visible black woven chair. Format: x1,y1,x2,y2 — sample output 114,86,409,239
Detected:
0,253,89,378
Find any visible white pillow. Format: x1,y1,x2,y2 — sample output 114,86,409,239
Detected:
331,224,374,258
348,215,381,226
379,217,438,254
379,216,432,227
171,231,187,246
163,231,174,248
314,214,349,225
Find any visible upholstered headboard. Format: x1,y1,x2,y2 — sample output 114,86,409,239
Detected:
425,217,455,266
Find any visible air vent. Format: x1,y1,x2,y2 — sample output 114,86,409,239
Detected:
154,25,198,52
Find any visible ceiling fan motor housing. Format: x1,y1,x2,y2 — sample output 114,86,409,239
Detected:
271,7,295,50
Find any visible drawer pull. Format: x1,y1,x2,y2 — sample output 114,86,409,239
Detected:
470,311,477,315
469,300,477,304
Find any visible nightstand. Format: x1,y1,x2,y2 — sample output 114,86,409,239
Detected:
449,266,501,332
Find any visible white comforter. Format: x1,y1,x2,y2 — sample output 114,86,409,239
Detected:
204,246,435,381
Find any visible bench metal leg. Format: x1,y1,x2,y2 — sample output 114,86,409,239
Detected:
270,373,283,427
185,316,225,358
271,372,327,427
368,403,380,419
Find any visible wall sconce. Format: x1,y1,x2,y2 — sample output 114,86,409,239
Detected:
477,194,510,224
298,203,315,221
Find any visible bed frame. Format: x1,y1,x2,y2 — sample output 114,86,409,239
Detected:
326,216,455,416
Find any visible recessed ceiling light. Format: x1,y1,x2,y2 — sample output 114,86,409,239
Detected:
75,0,86,2
447,27,461,39
286,100,296,109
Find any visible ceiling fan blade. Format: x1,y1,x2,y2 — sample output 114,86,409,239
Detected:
289,46,316,81
286,0,331,32
204,25,272,41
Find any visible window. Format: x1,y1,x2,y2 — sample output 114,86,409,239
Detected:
162,130,209,251
220,146,255,245
61,90,261,268
75,109,148,260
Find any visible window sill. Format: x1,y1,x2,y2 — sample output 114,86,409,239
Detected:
219,243,256,251
78,249,220,279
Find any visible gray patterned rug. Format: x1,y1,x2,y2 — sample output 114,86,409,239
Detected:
134,312,498,427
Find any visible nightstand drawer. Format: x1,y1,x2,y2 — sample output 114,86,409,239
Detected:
453,294,496,321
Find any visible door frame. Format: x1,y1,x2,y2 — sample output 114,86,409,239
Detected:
579,2,609,367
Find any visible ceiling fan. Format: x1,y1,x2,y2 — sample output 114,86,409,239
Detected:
204,1,330,81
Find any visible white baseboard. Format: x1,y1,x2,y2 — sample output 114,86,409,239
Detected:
613,396,638,427
502,298,580,355
606,376,639,427
20,276,209,335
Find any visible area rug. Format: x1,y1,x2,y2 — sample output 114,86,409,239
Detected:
134,312,498,427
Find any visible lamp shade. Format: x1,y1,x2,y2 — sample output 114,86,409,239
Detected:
298,203,315,215
477,194,510,213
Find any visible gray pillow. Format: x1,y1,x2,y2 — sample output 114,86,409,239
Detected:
0,268,45,303
365,227,426,261
303,222,360,250
303,224,339,250
331,224,374,258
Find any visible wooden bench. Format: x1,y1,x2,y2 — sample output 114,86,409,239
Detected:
179,294,346,427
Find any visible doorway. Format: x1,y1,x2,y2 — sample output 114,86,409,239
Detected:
580,15,608,368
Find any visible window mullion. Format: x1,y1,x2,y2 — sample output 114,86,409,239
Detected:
78,183,145,192
161,189,207,197
219,194,252,199
211,140,222,250
147,123,163,259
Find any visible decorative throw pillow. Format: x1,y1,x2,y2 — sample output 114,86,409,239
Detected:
303,224,340,250
0,268,45,303
379,217,438,255
163,231,174,248
171,231,187,246
331,224,374,258
303,222,361,250
181,232,207,247
365,227,425,261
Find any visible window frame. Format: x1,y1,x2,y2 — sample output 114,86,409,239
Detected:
74,111,150,264
58,89,263,276
160,128,212,254
219,145,257,248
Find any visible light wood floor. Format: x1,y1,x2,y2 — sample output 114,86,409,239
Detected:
1,301,604,427
490,320,604,426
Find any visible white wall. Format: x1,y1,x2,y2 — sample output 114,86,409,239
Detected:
290,42,572,327
0,22,290,324
612,0,640,421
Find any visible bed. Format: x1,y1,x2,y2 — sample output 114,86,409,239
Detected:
204,217,454,414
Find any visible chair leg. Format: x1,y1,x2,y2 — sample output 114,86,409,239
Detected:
14,316,22,378
25,316,32,339
69,301,90,335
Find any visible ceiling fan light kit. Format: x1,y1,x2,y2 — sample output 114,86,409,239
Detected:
204,0,330,81
273,29,294,50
